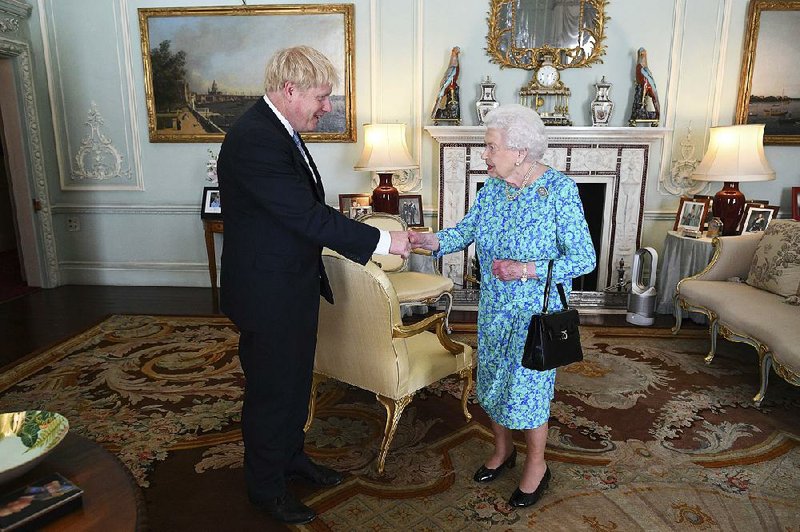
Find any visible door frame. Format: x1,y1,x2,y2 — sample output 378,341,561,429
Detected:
0,36,58,288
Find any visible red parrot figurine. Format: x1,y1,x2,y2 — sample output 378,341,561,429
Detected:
629,47,660,126
431,47,461,123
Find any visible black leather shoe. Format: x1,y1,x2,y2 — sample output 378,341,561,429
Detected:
288,460,344,487
508,466,551,508
473,447,517,482
254,492,316,525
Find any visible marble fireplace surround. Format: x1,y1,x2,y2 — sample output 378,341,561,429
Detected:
425,126,670,309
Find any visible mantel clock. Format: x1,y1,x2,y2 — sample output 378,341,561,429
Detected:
519,53,572,126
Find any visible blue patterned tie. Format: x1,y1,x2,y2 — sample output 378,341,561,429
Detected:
293,131,321,191
292,131,304,153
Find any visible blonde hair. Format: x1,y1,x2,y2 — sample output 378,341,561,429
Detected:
264,46,339,92
483,104,548,162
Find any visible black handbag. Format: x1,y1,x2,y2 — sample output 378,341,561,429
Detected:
522,260,583,371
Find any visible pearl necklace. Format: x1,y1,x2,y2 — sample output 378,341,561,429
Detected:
505,164,536,201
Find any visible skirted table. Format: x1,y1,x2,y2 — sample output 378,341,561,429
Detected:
655,230,715,323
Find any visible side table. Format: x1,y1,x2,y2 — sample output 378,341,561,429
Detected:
3,432,145,531
654,230,715,322
203,219,224,312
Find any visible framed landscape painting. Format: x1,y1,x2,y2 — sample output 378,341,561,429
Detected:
138,4,355,143
735,0,800,145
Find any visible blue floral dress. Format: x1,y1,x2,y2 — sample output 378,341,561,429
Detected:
435,168,596,429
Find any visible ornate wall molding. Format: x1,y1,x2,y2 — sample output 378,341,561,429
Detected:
41,0,143,191
0,16,19,32
70,102,131,181
666,126,706,196
0,35,59,287
0,0,29,32
0,0,30,16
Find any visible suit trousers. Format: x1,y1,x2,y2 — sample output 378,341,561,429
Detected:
236,300,320,502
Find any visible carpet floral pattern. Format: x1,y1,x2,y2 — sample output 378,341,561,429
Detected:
1,315,798,530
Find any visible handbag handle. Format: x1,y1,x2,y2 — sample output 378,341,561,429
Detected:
540,260,570,314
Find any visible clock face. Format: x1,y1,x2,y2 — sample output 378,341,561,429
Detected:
536,65,559,88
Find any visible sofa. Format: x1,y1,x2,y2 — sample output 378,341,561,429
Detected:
673,219,800,406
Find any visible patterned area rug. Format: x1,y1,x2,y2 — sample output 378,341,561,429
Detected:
1,315,798,530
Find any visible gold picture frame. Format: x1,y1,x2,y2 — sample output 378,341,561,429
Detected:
673,196,710,233
735,0,800,145
138,4,355,143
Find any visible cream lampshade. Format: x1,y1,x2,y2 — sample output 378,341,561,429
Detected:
691,124,775,236
354,123,417,214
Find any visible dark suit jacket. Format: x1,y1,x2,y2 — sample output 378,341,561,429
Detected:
217,98,379,332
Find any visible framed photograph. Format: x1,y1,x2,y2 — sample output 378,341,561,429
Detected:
793,187,800,221
673,196,710,232
350,205,373,219
739,204,779,234
398,194,424,227
735,0,800,145
138,4,355,143
692,194,714,229
201,186,222,219
338,193,371,218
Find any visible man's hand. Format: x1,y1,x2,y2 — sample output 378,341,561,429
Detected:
389,231,412,258
408,230,440,252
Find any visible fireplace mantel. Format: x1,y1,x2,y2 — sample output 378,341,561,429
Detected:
426,125,671,143
425,125,671,309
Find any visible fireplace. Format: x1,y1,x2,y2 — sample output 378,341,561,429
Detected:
425,126,669,309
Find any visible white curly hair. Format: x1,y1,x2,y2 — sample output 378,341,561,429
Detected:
483,104,547,162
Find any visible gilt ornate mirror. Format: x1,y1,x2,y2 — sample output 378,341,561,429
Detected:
487,0,609,70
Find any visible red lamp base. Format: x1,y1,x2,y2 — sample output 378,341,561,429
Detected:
371,172,399,214
713,182,745,236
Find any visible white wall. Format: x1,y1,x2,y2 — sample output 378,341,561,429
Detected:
13,0,799,287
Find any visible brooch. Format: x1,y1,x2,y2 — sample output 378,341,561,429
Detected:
537,186,548,197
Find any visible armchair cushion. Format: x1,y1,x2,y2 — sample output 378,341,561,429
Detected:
387,271,454,303
746,220,800,298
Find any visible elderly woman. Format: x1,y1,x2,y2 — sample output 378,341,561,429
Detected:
409,104,595,507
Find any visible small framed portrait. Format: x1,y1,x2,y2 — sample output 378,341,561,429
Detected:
793,187,800,221
398,194,424,227
201,186,222,219
350,205,373,219
692,194,714,229
673,196,710,232
338,193,371,218
739,204,779,234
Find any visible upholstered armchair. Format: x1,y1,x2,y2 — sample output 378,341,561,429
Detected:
306,250,474,474
356,212,455,331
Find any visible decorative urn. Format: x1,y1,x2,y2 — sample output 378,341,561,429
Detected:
476,76,500,125
591,76,614,127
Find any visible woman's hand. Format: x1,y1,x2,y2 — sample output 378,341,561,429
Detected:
408,230,440,252
491,259,535,281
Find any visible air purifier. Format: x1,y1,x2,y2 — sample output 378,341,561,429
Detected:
626,247,659,326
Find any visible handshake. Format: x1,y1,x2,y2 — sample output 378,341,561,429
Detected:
388,230,440,258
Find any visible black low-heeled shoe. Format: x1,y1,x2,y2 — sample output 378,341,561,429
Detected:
508,466,551,508
473,447,517,482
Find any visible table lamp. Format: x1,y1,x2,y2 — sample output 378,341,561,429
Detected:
691,124,775,236
354,123,417,214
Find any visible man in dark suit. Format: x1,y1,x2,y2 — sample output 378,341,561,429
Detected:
216,45,410,525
